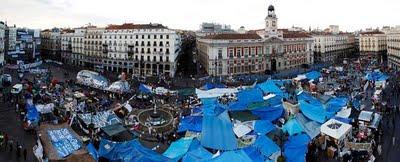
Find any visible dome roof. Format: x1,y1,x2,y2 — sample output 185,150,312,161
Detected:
268,5,275,11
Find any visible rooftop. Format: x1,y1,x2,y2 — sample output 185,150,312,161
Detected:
360,31,385,35
204,33,262,40
106,23,167,30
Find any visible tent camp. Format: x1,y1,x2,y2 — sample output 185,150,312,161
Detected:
76,70,109,90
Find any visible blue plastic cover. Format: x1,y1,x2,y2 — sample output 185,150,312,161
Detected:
257,80,284,96
365,71,389,81
253,135,280,157
305,71,321,80
229,88,264,111
98,139,171,162
326,97,348,114
47,128,82,158
254,120,275,135
333,116,352,124
297,91,323,107
178,116,203,133
87,143,98,161
299,100,327,123
163,137,194,161
182,146,213,162
251,104,284,122
283,118,304,136
212,150,253,162
26,103,39,122
201,83,226,90
201,109,238,150
284,134,311,162
139,83,152,94
243,146,267,162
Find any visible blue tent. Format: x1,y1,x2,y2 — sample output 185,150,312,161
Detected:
257,80,284,96
305,71,321,80
297,91,323,107
283,118,304,136
243,146,267,162
229,88,264,111
212,150,253,162
139,84,152,94
253,136,280,158
254,120,275,135
365,71,389,81
201,109,238,150
201,83,226,90
284,134,311,162
178,116,203,133
182,146,213,162
25,103,39,122
326,97,348,114
87,143,98,161
163,137,194,161
98,139,171,162
299,100,327,123
251,104,284,122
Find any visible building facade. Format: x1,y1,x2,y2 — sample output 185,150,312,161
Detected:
0,21,6,68
359,31,387,61
196,22,236,38
41,28,61,60
197,5,314,76
60,23,182,77
312,33,356,63
387,27,400,70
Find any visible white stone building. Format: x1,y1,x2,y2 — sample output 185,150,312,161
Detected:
387,27,400,70
312,33,356,63
359,31,387,61
0,22,6,67
41,28,61,60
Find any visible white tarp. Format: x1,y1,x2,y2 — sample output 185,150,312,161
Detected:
321,119,352,140
294,75,307,81
233,124,252,138
358,111,373,122
195,88,238,99
106,81,130,93
76,70,109,90
336,107,352,118
11,84,23,94
36,103,55,114
263,94,277,100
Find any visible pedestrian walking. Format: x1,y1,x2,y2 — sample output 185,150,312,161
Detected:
23,148,27,161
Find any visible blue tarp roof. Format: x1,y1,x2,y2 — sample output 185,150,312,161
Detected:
257,80,284,96
163,137,194,161
251,104,284,122
326,97,348,114
295,113,321,139
87,143,98,161
229,88,264,111
26,103,39,122
201,110,238,150
201,83,227,90
297,91,323,107
284,134,311,162
47,128,82,158
178,116,203,133
98,139,171,162
243,146,267,162
254,120,275,135
212,150,253,162
333,116,352,124
305,71,321,80
365,70,389,81
182,146,213,162
283,118,304,136
139,84,152,94
253,135,280,157
299,100,327,123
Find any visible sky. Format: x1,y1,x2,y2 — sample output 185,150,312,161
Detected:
0,0,399,32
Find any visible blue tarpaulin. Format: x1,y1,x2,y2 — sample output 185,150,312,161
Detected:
98,139,171,162
257,80,284,96
163,137,194,161
326,97,348,114
297,91,323,107
253,136,280,157
251,104,284,122
139,84,152,94
365,70,389,81
201,83,226,90
201,109,238,150
305,71,321,80
283,118,304,136
87,143,98,161
212,150,253,162
243,146,267,162
333,116,352,124
25,103,39,122
47,128,82,158
254,120,275,135
178,116,203,133
182,146,213,162
299,100,327,123
284,134,311,162
229,88,264,111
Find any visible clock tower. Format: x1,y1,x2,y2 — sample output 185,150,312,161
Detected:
265,4,280,38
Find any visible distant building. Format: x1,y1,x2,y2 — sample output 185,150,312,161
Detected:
311,31,356,63
328,25,340,34
196,22,236,37
0,21,6,69
197,4,314,76
5,27,41,64
41,28,61,60
359,30,387,61
387,26,400,70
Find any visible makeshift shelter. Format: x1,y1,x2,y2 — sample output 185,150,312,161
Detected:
76,70,108,90
163,137,195,161
107,81,130,93
298,100,327,123
98,139,171,162
201,82,226,90
78,111,121,129
257,80,284,96
326,97,348,115
320,119,352,141
228,88,263,111
252,135,280,158
139,83,152,94
251,104,284,122
295,113,321,139
283,118,304,136
181,146,213,162
178,116,203,133
195,88,238,99
305,71,321,80
254,120,275,135
212,150,253,162
283,134,311,162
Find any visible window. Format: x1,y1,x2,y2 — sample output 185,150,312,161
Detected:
166,49,170,54
153,56,156,61
218,48,223,59
166,56,169,62
147,48,151,53
244,48,249,56
136,35,139,39
160,56,163,62
153,41,157,46
147,56,150,61
160,35,163,39
154,35,157,39
159,41,164,46
166,35,169,39
147,41,151,46
251,48,255,56
148,35,150,39
141,41,145,46
229,49,234,58
237,49,242,57
142,35,144,39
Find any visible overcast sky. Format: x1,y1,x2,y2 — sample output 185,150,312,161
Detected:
1,0,399,32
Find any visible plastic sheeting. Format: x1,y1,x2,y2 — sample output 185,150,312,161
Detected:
253,136,280,158
76,70,109,90
87,143,98,161
229,88,264,111
196,88,239,99
299,100,327,123
326,97,348,114
201,109,238,150
107,81,130,93
254,120,275,135
35,103,55,114
284,134,311,162
297,91,323,107
212,150,253,162
26,103,39,122
201,83,227,90
178,116,202,133
163,137,194,161
98,139,171,162
139,84,152,94
365,70,389,81
257,80,284,96
47,128,81,158
305,71,321,80
78,111,121,128
251,104,284,122
283,118,304,136
296,113,321,139
182,146,213,162
243,146,267,162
